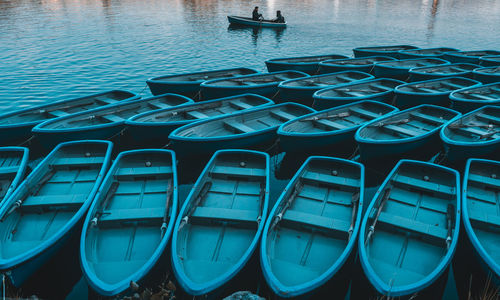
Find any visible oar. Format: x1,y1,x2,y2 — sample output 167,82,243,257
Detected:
256,183,265,224
300,112,350,122
449,123,495,129
365,188,391,245
269,181,303,231
369,118,410,128
178,181,212,231
347,192,360,241
90,181,119,227
19,101,96,117
161,179,174,238
153,102,223,120
445,204,455,250
68,105,141,123
480,130,500,140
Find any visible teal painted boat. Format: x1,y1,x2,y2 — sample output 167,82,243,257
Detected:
443,50,500,64
0,90,138,146
373,58,450,81
356,105,460,161
318,56,396,74
227,16,286,28
312,78,404,110
479,56,500,67
0,140,112,287
265,54,349,74
472,66,500,84
146,68,259,98
81,149,177,296
397,47,458,59
463,158,500,286
450,82,500,113
125,94,274,146
169,103,315,156
359,160,460,298
408,63,480,82
200,71,309,100
0,147,29,207
352,45,419,58
277,71,374,106
261,156,364,298
393,77,482,109
32,94,192,149
440,105,500,162
278,100,398,155
172,149,269,296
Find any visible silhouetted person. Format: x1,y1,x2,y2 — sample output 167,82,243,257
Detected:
273,10,285,23
252,6,263,21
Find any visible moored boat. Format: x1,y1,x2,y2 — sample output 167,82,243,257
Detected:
312,78,404,110
393,77,481,109
81,149,178,296
125,94,274,146
397,47,458,59
277,71,374,106
32,94,192,148
169,103,314,156
373,58,450,80
146,68,259,98
200,71,309,100
353,45,420,58
479,56,500,67
318,56,396,74
171,149,269,296
0,140,113,287
265,54,349,74
356,104,460,161
449,82,500,113
440,105,500,162
0,147,29,207
227,16,286,28
358,159,460,298
278,100,398,155
443,50,500,64
261,156,364,298
408,63,480,82
0,90,139,146
462,158,500,287
472,66,500,84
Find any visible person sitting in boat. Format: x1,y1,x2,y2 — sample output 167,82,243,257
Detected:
273,10,285,23
252,6,263,21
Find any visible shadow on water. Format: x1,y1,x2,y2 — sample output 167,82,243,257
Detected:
227,24,285,46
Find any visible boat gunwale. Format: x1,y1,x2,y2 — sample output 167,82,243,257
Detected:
373,58,451,70
450,82,500,103
171,149,270,295
318,56,397,67
260,156,365,297
265,54,349,66
146,67,260,84
200,71,309,89
353,45,420,56
409,63,480,76
358,159,460,297
312,78,406,101
397,47,459,58
277,71,374,91
394,76,482,96
444,50,500,60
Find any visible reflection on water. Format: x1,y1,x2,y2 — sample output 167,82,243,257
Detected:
227,24,285,47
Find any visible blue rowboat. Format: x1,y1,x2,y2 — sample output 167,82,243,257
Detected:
0,140,112,287
200,71,309,100
146,68,259,98
359,160,460,298
356,105,460,161
393,77,482,109
125,94,274,146
353,45,420,58
408,63,480,82
261,156,364,298
0,147,29,207
463,158,500,287
440,105,500,162
277,71,374,106
312,78,404,110
479,56,500,67
0,90,138,146
171,149,269,296
397,47,459,60
318,56,396,74
32,94,192,148
265,54,349,74
373,58,450,81
450,82,500,113
472,66,500,84
81,149,177,296
278,100,398,155
227,16,286,28
169,103,314,156
443,50,500,64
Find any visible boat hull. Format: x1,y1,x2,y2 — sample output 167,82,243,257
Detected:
373,58,450,81
353,45,419,58
266,55,349,75
473,69,500,84
227,16,286,28
408,63,480,82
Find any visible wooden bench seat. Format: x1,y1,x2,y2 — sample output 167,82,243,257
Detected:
23,193,87,209
99,207,165,226
282,210,350,234
210,165,266,178
378,212,448,241
191,206,258,224
410,112,446,125
223,120,254,134
115,166,172,179
270,110,297,122
302,171,359,190
391,174,456,197
51,156,105,168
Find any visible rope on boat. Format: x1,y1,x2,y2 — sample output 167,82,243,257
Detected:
161,142,171,149
138,84,148,96
365,187,391,245
106,128,127,141
17,135,35,147
193,90,202,101
270,89,281,100
347,146,360,161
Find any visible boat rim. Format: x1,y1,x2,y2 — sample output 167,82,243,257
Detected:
146,67,260,84
265,54,349,65
277,71,374,90
408,63,480,76
394,76,482,96
200,71,309,89
373,58,451,70
318,56,397,67
312,78,405,101
450,82,500,103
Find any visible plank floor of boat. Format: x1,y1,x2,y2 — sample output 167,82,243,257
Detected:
266,168,359,286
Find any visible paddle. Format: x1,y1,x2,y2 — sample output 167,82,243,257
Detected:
449,122,495,130
445,204,455,250
69,105,141,123
369,118,410,128
269,181,303,231
153,102,223,120
347,192,360,241
18,101,96,118
178,181,212,231
365,187,391,245
90,181,119,227
161,179,174,238
300,111,350,122
256,182,265,224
